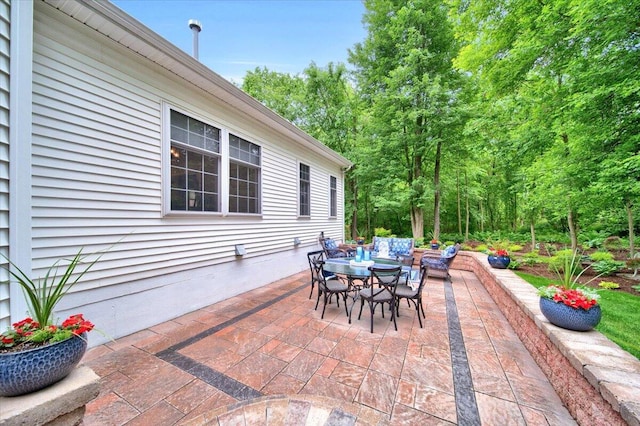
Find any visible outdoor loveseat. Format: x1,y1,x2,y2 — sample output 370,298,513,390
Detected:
369,236,414,258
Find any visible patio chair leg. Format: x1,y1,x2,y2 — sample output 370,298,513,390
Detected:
315,291,321,310
309,283,314,299
342,293,349,316
358,299,365,320
369,302,375,333
391,302,397,331
321,292,329,319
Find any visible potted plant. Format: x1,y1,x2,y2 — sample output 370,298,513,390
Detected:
0,248,100,396
537,250,602,331
430,239,440,249
487,247,510,269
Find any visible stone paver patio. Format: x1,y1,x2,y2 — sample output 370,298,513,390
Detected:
79,266,576,425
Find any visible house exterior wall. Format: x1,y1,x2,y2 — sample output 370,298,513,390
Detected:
0,0,9,330
4,2,348,345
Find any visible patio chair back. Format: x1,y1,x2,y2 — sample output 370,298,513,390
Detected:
355,265,402,333
421,243,460,280
319,236,349,258
306,250,326,299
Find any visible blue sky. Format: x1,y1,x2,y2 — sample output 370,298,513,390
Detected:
112,0,367,84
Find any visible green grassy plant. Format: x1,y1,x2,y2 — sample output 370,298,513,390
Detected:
516,272,640,360
548,249,581,276
589,251,614,262
592,260,626,276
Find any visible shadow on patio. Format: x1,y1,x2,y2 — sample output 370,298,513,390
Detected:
80,268,575,425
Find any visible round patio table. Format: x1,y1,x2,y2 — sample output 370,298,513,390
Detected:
323,257,415,323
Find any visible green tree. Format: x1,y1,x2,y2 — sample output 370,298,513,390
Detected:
350,0,466,240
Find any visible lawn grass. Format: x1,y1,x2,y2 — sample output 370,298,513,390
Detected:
515,271,640,360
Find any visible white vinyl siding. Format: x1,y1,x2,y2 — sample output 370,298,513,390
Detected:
12,2,349,343
0,0,9,330
31,5,345,286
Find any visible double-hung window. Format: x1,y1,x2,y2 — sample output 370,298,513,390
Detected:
170,110,220,212
229,134,261,214
299,163,310,217
329,176,337,218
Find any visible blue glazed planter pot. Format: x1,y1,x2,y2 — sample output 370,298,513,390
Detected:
539,297,602,331
0,332,88,397
487,255,510,269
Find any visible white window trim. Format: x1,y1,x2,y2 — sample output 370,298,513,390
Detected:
298,161,311,218
163,102,265,217
329,175,338,219
227,131,263,216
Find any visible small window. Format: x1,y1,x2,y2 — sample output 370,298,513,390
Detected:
170,110,220,212
330,176,337,218
299,163,310,216
229,134,261,214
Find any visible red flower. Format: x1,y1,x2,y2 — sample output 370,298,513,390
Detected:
62,314,94,335
552,288,598,310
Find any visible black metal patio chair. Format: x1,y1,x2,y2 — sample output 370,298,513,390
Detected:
394,262,428,328
355,265,402,333
309,255,350,319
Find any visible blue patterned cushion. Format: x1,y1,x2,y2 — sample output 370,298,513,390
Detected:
324,239,338,250
392,238,413,255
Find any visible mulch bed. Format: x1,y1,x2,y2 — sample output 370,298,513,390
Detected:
514,247,638,296
464,241,639,297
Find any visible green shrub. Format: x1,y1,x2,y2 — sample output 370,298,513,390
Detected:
592,260,625,276
520,251,544,266
598,281,620,290
509,244,523,253
374,227,393,238
548,249,581,275
475,244,489,253
461,244,473,251
580,230,609,249
589,251,614,262
626,258,640,269
603,236,625,250
543,243,558,256
507,259,520,270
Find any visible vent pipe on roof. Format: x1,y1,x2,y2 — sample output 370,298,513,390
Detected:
188,19,202,60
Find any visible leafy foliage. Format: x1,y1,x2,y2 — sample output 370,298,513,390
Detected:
2,249,100,327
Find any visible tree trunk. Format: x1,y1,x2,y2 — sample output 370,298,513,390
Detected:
433,138,442,240
465,172,470,241
480,200,485,233
456,170,462,236
530,220,536,252
626,199,635,257
411,206,424,239
567,207,578,252
350,175,358,239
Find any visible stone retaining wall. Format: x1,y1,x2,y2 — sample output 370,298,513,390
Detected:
446,250,640,426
